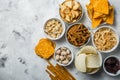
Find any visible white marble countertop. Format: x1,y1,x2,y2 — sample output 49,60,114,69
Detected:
0,0,120,80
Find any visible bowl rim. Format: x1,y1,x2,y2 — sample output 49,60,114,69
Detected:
92,26,119,53
74,45,102,74
65,23,91,48
59,0,83,24
43,17,66,40
103,55,120,76
54,46,74,66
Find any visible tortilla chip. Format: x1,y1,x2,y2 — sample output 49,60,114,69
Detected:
92,18,102,28
86,4,94,19
35,38,55,59
93,12,103,18
94,0,109,14
106,6,114,24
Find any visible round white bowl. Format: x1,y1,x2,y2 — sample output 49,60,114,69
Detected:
103,55,120,76
59,1,83,24
54,47,74,66
66,23,91,48
43,18,65,40
75,45,102,74
92,26,119,53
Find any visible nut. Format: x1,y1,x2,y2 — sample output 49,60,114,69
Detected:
44,19,63,38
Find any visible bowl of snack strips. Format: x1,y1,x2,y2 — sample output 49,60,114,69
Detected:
44,18,65,40
92,26,119,53
66,23,91,48
59,0,83,24
54,47,74,66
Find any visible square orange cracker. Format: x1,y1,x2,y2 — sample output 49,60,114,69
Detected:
35,38,55,59
106,6,114,24
92,18,102,28
94,0,109,14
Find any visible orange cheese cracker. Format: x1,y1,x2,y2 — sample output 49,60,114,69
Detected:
94,0,109,14
35,38,55,59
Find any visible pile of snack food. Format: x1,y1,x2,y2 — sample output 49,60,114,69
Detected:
34,0,120,79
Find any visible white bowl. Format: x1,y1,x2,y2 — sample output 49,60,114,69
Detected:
92,26,119,53
75,45,102,74
66,23,91,48
43,18,65,40
103,55,120,76
54,47,74,66
59,1,83,24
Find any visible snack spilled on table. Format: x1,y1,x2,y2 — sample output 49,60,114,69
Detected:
44,19,63,38
94,27,117,51
67,23,90,47
75,46,101,73
46,61,76,80
55,47,72,65
35,38,56,59
60,0,82,23
86,0,114,28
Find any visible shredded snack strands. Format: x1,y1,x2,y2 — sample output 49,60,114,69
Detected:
46,60,76,80
94,27,117,51
35,38,56,59
67,24,90,47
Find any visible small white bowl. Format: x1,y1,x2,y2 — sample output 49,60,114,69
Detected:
92,26,119,53
66,23,91,48
59,1,83,24
43,18,65,40
54,47,74,66
75,45,102,74
103,55,120,76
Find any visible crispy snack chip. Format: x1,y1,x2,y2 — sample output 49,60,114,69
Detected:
35,38,55,59
94,0,109,14
86,0,114,28
106,6,114,24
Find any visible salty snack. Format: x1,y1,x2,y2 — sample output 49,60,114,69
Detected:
67,23,90,47
35,38,56,59
44,18,63,39
86,0,114,28
54,47,72,66
94,27,117,51
46,61,76,80
75,46,101,73
59,0,82,23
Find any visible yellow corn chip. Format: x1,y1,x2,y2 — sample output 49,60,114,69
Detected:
93,12,103,18
106,6,114,24
92,18,102,28
86,4,94,20
94,0,109,14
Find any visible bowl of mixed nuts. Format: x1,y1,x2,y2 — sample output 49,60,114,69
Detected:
54,47,74,66
44,18,65,40
59,0,83,24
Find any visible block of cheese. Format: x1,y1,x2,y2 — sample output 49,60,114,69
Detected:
86,54,100,68
75,54,87,72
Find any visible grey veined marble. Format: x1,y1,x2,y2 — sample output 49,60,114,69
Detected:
0,0,120,80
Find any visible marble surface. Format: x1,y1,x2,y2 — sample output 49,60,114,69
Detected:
0,0,120,80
